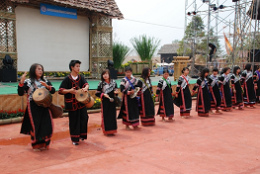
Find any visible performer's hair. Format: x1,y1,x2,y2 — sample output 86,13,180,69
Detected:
29,63,45,82
233,66,240,75
69,60,81,71
163,68,169,74
101,69,111,82
200,68,209,79
182,67,189,73
222,67,230,74
212,67,219,73
244,63,252,71
141,67,151,84
125,66,132,72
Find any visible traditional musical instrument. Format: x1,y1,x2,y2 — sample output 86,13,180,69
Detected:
130,87,140,98
114,96,122,107
75,90,95,108
49,103,63,118
33,88,52,107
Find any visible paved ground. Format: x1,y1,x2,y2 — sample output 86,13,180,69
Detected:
0,102,260,174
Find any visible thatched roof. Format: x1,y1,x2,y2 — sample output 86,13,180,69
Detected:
158,43,179,54
11,0,123,19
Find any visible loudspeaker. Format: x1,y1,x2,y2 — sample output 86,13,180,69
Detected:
249,49,260,62
0,69,17,82
247,0,260,20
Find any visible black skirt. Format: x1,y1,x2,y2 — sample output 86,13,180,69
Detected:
196,87,211,116
21,100,53,148
118,94,139,126
243,78,256,105
173,87,192,112
101,93,117,134
157,87,174,118
140,89,155,125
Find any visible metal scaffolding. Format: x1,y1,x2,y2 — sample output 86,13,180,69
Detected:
184,0,260,75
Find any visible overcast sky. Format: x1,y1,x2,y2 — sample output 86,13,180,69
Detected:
112,0,186,50
112,0,237,55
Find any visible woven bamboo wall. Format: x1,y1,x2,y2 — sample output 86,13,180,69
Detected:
0,0,17,68
90,14,113,78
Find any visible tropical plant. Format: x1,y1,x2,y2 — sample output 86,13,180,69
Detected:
131,35,160,61
113,42,130,69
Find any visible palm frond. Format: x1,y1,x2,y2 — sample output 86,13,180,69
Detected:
113,42,130,69
131,35,160,61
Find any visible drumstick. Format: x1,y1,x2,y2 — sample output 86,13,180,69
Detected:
104,94,114,102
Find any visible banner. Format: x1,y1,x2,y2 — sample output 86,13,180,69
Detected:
40,3,77,19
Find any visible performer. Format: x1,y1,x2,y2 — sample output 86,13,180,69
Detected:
59,60,89,145
231,66,243,109
254,65,260,103
208,68,222,114
241,64,257,108
95,69,118,135
173,67,192,118
118,67,140,129
192,68,211,117
156,69,174,121
218,67,232,111
18,63,55,151
138,68,155,125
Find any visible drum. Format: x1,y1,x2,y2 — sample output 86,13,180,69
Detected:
49,104,63,118
130,87,140,98
75,90,95,108
33,88,52,108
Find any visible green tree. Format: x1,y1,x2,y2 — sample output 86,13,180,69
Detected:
113,42,130,69
178,16,205,56
198,28,221,57
131,35,160,61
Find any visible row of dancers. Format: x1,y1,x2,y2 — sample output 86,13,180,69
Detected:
17,60,259,151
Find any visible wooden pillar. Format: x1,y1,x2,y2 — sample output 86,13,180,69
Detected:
172,56,190,81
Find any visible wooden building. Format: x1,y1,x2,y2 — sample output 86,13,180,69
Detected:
0,0,123,77
158,43,179,63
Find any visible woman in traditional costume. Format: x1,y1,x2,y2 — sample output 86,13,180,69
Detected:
208,68,222,114
118,67,140,129
156,69,174,121
173,67,192,118
138,68,155,125
241,64,257,108
231,66,243,109
218,67,232,111
253,65,260,103
192,68,211,117
96,69,118,135
18,63,55,151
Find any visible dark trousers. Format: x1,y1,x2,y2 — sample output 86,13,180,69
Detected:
68,107,89,142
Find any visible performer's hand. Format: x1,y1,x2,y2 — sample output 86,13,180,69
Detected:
175,93,178,98
20,71,27,84
155,97,159,102
82,85,89,92
70,87,77,94
104,94,109,98
255,86,258,90
233,89,236,93
114,89,119,94
40,81,48,88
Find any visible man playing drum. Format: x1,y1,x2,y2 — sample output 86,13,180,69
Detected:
59,60,89,146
